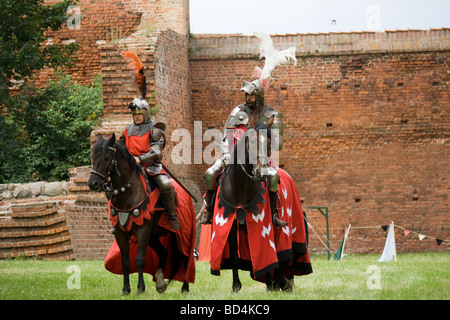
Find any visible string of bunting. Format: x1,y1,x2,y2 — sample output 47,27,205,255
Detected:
303,216,448,259
351,223,448,246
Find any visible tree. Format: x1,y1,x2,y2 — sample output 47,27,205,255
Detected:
2,72,103,182
0,0,79,108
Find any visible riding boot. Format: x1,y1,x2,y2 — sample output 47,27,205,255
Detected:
269,191,288,228
160,189,181,231
200,190,214,224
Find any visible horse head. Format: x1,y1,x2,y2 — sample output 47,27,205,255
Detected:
231,121,272,181
220,121,272,214
88,133,118,192
88,133,136,192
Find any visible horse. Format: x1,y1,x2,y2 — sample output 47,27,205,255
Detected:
88,133,193,295
211,122,312,292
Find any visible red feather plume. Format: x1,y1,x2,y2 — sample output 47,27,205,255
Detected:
121,51,147,99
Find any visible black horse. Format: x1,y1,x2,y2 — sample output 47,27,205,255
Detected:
88,134,190,295
217,122,290,292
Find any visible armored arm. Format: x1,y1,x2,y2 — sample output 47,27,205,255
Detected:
259,106,284,151
138,127,166,165
271,111,284,151
221,106,242,166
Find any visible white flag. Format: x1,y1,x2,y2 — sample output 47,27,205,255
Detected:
378,221,397,262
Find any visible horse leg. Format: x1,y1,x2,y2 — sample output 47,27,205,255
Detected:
272,260,288,291
265,272,275,291
115,227,131,295
232,268,242,293
229,221,242,292
270,260,293,292
135,221,152,294
180,253,190,293
149,233,168,293
283,276,294,292
181,282,189,293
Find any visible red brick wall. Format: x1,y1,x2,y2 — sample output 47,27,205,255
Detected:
0,199,75,260
39,0,143,85
40,0,190,85
190,31,450,254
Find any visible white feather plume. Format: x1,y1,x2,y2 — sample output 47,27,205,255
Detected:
254,32,297,81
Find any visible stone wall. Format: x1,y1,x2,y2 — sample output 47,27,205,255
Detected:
0,182,69,201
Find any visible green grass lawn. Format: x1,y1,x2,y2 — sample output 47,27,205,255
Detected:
0,252,448,300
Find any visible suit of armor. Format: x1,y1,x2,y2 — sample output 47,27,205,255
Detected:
124,99,180,231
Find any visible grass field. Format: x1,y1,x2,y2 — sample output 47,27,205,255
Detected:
0,252,448,300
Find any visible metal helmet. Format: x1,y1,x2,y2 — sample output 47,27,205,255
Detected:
240,79,265,98
128,98,151,122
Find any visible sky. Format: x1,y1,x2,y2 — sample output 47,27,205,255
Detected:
189,0,450,35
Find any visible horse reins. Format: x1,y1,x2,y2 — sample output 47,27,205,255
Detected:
91,146,136,195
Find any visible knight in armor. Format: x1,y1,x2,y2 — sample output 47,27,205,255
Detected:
200,78,287,229
121,51,181,231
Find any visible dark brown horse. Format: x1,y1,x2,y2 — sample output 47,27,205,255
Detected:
88,134,190,295
218,122,290,292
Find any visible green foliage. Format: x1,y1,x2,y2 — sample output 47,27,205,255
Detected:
1,72,103,182
0,0,79,106
0,117,28,183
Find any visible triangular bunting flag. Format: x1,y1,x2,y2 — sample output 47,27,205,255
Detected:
436,239,443,246
381,225,389,232
378,221,397,262
333,237,345,261
403,229,410,236
418,234,426,240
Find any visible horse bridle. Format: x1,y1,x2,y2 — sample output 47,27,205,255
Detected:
91,146,122,193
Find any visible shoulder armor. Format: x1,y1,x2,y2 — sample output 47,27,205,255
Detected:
263,105,278,120
154,122,166,132
151,126,166,149
224,106,243,129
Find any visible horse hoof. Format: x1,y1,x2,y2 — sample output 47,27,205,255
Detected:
266,284,280,291
122,288,131,295
137,286,146,295
181,282,189,293
155,268,167,294
281,279,294,292
232,283,242,293
156,283,167,294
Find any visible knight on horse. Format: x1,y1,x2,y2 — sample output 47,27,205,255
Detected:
200,77,287,229
89,51,196,295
